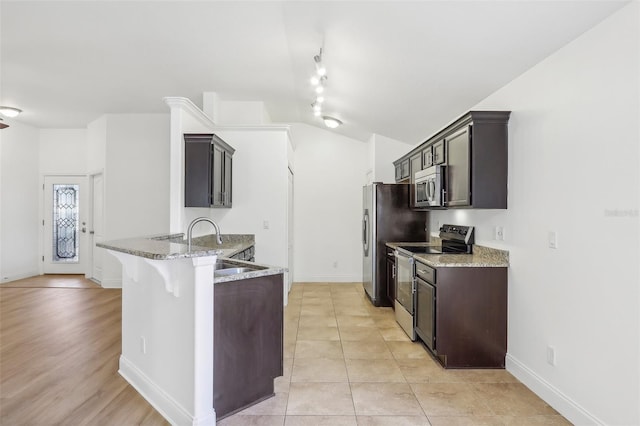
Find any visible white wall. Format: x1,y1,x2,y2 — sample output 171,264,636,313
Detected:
39,129,87,174
429,4,639,424
101,114,171,287
371,133,414,183
0,121,40,282
184,129,290,272
87,116,107,173
291,123,368,282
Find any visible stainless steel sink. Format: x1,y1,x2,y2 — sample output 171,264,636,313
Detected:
213,262,240,271
214,267,256,277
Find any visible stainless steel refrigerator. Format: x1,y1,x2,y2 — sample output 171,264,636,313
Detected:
362,183,429,307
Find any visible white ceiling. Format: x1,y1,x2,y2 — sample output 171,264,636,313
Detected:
1,1,628,143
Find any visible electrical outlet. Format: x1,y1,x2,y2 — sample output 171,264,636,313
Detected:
547,345,556,366
263,220,269,230
495,226,504,241
333,261,338,268
140,336,146,354
548,231,558,249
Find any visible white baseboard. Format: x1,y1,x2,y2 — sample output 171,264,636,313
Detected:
119,355,216,426
99,278,122,288
0,270,40,284
506,354,604,425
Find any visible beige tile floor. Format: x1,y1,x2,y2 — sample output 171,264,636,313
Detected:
218,283,571,426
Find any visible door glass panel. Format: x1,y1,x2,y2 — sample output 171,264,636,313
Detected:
52,184,80,263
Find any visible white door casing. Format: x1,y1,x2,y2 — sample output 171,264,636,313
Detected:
89,173,104,282
43,175,88,274
287,168,294,292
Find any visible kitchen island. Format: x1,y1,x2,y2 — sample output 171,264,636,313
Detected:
98,233,285,425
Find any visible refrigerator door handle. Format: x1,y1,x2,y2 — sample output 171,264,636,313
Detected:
363,211,369,256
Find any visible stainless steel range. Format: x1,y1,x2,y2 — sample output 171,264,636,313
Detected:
394,224,474,340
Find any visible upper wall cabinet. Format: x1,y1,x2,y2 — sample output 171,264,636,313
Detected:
184,133,235,208
394,111,511,209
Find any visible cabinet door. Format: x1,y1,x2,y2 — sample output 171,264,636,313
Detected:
386,256,396,306
394,164,402,181
410,153,422,178
211,144,225,207
445,126,470,207
223,151,233,206
400,159,410,179
415,277,435,351
433,140,445,165
422,147,433,168
184,135,212,207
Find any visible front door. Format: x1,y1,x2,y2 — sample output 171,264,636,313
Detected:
43,176,88,274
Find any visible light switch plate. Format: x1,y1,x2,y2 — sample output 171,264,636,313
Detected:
548,231,558,249
495,226,504,241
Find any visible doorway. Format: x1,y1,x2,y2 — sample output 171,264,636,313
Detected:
43,176,88,274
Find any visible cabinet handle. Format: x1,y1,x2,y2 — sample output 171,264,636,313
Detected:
392,265,396,279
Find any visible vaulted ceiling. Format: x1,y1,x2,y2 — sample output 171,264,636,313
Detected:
1,1,628,143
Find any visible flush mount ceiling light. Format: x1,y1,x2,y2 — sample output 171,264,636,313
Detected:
323,116,342,129
0,106,22,118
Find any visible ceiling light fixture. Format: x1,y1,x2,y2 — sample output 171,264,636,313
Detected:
314,51,327,77
0,106,22,118
309,48,343,128
323,116,342,129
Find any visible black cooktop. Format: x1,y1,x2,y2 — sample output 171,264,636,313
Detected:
397,225,475,255
397,245,445,254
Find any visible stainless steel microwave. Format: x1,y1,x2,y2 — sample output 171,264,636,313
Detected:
415,166,443,207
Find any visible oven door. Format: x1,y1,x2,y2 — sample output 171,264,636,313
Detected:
395,251,414,314
394,250,416,340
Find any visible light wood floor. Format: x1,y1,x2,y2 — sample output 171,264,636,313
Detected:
0,275,168,425
1,276,570,426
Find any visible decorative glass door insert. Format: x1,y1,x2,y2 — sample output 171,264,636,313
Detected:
52,184,80,263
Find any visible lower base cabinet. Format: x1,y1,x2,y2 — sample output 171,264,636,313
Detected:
415,264,507,369
213,273,283,418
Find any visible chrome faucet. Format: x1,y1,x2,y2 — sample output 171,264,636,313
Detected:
187,217,223,251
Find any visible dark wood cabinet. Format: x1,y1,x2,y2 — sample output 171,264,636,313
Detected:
230,245,255,262
422,147,433,169
184,134,213,207
184,133,235,208
385,248,396,307
410,153,422,177
213,273,283,419
394,158,410,182
414,262,508,369
392,111,510,208
432,140,445,165
445,127,470,207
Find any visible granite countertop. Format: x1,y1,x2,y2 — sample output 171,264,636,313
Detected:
97,233,286,282
386,242,509,268
97,233,221,260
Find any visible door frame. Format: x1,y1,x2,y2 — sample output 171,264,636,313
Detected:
40,174,89,275
87,171,104,283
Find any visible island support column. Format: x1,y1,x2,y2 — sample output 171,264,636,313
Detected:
108,250,217,426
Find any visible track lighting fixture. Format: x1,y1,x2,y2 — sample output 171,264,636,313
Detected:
309,48,343,128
